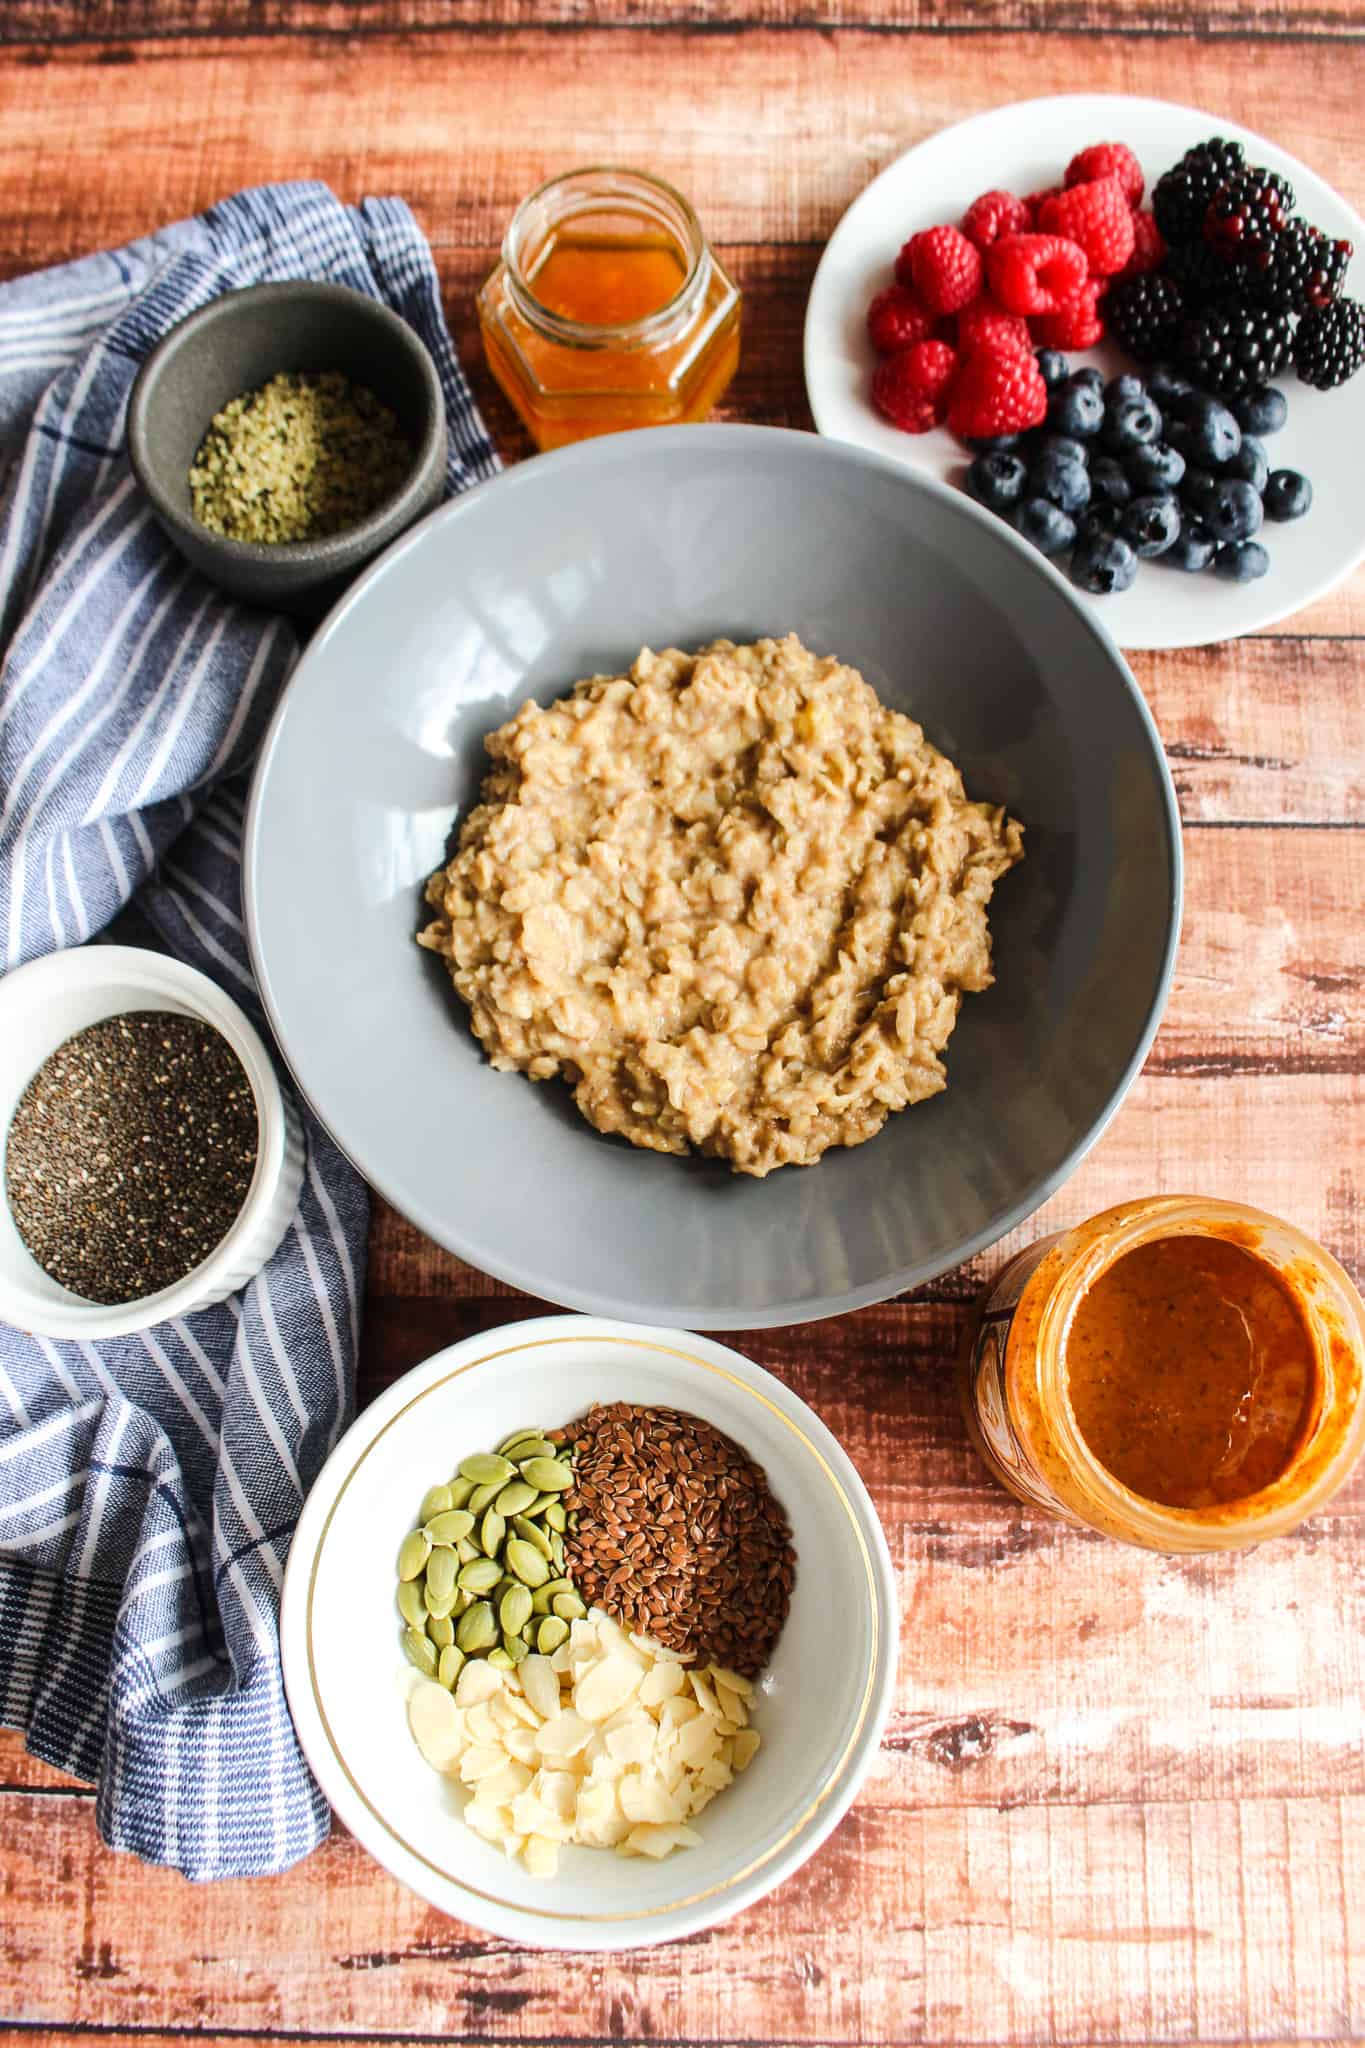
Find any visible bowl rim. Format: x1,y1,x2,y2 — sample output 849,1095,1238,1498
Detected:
126,279,447,569
278,1312,900,1949
0,945,292,1338
243,422,1184,1327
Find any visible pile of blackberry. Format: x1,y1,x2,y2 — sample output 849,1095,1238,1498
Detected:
1112,136,1362,394
966,350,1312,597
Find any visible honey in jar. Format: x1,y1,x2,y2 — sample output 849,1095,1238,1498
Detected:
477,168,741,450
962,1196,1365,1552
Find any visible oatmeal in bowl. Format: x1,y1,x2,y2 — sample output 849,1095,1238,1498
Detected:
418,633,1023,1175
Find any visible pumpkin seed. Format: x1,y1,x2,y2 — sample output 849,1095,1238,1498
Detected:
499,1583,534,1636
459,1451,516,1487
456,1536,480,1564
511,1513,554,1560
425,1547,458,1604
519,1455,573,1492
531,1586,554,1615
540,1577,575,1602
500,1631,529,1665
550,1531,566,1570
505,1537,551,1587
397,1529,431,1581
428,1613,455,1648
403,1627,438,1675
424,1508,475,1547
396,1580,427,1629
494,1479,537,1517
544,1500,567,1533
419,1483,454,1523
487,1647,514,1670
447,1476,475,1509
457,1556,503,1595
456,1600,498,1653
506,1437,558,1462
466,1478,503,1515
479,1507,506,1557
424,1578,459,1620
454,1587,474,1615
535,1616,569,1654
552,1591,587,1621
517,1491,550,1518
495,1428,548,1458
437,1644,465,1689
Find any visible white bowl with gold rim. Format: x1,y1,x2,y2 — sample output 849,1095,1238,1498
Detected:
280,1315,898,1949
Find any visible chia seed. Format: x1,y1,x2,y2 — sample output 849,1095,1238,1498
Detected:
4,1011,259,1305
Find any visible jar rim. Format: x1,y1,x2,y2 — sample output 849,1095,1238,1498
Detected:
501,165,710,349
1030,1195,1365,1538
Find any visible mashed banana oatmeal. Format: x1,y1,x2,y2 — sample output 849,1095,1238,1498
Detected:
419,634,1023,1177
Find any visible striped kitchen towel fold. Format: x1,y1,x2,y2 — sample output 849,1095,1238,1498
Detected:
0,182,499,1878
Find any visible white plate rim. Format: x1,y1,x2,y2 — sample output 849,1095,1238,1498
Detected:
804,91,1365,650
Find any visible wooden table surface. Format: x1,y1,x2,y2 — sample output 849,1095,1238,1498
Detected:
2,3,1364,2044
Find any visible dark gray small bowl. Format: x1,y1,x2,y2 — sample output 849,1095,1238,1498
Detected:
127,281,447,615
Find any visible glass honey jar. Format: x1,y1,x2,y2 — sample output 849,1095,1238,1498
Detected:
962,1196,1365,1554
477,167,741,450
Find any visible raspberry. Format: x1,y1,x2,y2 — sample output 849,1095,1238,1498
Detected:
986,234,1090,316
956,297,1033,359
871,341,959,431
1023,186,1064,226
1037,178,1135,277
1116,210,1167,280
946,346,1048,441
1031,279,1106,350
902,224,984,314
961,188,1032,252
866,283,940,355
1065,142,1145,209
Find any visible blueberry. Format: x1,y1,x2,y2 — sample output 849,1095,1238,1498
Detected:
1105,372,1147,408
1070,532,1139,595
1035,349,1071,390
966,450,1030,514
1089,455,1133,510
1148,362,1194,407
1163,520,1218,573
1047,377,1105,438
1180,466,1219,515
1233,385,1289,437
1180,393,1242,467
1264,468,1313,521
1029,450,1091,515
1029,433,1088,466
1213,539,1270,583
964,433,1023,453
1223,436,1268,493
1203,478,1264,544
1015,497,1077,556
1071,365,1105,391
1075,502,1123,542
1103,396,1163,452
1126,441,1186,494
1120,493,1183,557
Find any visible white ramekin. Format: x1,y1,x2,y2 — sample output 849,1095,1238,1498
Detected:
0,946,304,1340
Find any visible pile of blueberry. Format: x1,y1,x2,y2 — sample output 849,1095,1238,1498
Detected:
965,350,1312,596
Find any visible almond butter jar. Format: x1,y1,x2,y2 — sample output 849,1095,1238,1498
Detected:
962,1196,1365,1554
477,167,741,450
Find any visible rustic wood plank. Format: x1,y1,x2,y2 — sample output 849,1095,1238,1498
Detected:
0,31,1360,266
1,1786,1361,2041
1,0,1362,42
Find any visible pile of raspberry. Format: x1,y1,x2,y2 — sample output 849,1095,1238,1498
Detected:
867,141,1164,442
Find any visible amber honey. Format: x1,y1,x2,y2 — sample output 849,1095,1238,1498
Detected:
478,169,741,450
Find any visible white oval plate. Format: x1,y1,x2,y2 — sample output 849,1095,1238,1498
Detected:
280,1315,899,1949
804,93,1365,650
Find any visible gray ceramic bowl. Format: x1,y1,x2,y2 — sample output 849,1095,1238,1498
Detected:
127,281,446,614
243,425,1181,1327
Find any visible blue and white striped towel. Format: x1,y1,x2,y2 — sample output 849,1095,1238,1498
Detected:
0,183,499,1878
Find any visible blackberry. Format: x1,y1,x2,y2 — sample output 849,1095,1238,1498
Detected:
1294,297,1365,389
1176,304,1295,398
1152,137,1247,249
1248,219,1354,313
1165,238,1233,307
1202,168,1296,270
1109,272,1186,363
